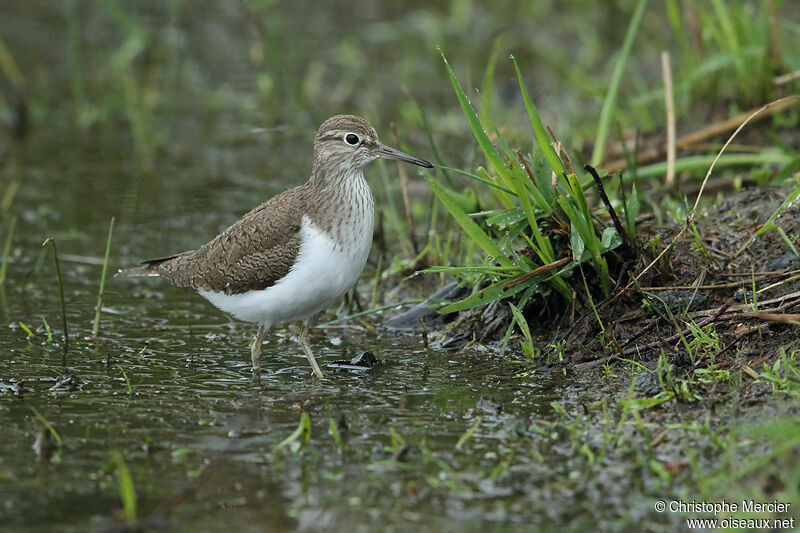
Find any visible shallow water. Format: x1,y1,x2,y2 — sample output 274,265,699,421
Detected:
2,258,577,531
4,340,565,529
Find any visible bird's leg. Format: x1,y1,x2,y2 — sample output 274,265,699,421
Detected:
250,323,268,374
298,319,324,379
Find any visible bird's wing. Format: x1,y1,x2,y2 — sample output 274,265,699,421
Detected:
143,185,308,294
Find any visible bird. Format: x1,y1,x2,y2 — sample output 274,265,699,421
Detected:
116,115,433,379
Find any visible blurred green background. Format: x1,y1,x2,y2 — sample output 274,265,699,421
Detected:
3,0,797,260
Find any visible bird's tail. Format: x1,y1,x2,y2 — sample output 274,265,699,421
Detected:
115,252,189,279
115,264,160,278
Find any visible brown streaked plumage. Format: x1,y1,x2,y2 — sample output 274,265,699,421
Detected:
123,187,305,294
117,115,433,380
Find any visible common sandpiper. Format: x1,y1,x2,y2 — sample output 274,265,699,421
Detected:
117,115,433,379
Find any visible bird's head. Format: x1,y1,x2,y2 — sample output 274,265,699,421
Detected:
312,115,433,175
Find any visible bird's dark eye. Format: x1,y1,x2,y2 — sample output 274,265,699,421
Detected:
345,133,360,145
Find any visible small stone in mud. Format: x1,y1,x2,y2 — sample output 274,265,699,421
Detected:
768,250,800,271
670,351,693,368
327,351,380,372
634,370,662,396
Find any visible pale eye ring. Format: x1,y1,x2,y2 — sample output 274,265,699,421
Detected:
345,133,360,145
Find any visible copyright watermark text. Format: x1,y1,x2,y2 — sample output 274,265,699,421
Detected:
654,499,794,530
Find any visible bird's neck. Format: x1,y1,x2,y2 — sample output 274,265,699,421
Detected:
305,165,374,244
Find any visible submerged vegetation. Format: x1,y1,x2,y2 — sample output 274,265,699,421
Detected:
1,1,800,531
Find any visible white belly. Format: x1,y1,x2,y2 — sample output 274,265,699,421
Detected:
198,214,373,326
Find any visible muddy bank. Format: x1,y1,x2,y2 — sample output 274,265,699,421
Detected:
411,186,800,378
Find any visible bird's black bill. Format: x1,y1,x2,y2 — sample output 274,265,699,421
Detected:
378,143,433,168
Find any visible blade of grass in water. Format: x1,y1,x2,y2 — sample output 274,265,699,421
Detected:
329,416,345,451
117,364,132,396
30,407,63,447
111,451,137,524
42,238,68,346
275,411,312,453
455,416,483,450
317,299,422,326
93,217,115,337
0,215,15,284
590,0,648,166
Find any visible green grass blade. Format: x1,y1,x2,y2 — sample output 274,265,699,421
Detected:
111,451,137,524
628,151,796,180
474,93,555,262
479,36,503,132
427,178,513,268
416,102,454,187
42,238,69,346
455,416,483,450
441,52,515,190
30,407,63,447
275,411,312,453
420,265,519,275
509,302,533,350
477,92,553,214
329,416,345,451
590,0,648,166
116,364,132,396
737,185,800,255
476,168,516,209
513,57,566,177
485,208,526,228
434,166,513,195
441,277,535,313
